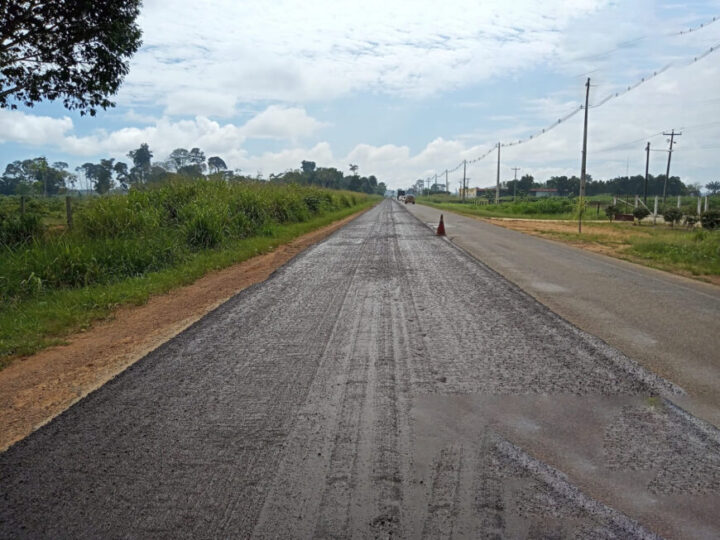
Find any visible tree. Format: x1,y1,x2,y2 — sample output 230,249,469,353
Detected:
0,1,143,115
0,157,69,196
168,148,191,171
188,147,206,169
301,160,316,174
633,207,650,224
349,163,359,176
517,174,534,195
662,207,683,227
0,160,32,194
687,183,702,197
128,143,153,183
605,204,619,222
79,160,115,194
705,181,720,195
114,162,130,189
208,156,227,174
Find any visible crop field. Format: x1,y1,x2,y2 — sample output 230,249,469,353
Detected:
0,179,376,364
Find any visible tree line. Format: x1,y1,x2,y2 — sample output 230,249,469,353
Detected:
0,146,387,197
415,173,718,198
270,161,387,195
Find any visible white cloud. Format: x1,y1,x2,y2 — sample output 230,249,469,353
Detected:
0,110,73,146
240,106,327,140
118,0,612,110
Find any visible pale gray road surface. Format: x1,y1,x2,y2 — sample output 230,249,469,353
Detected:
1,200,720,538
407,203,720,428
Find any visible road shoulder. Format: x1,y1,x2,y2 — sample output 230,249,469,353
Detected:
0,206,372,452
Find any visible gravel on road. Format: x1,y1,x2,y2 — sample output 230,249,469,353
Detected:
1,199,719,538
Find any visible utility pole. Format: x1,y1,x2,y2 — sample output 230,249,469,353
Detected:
445,170,448,193
579,77,590,234
662,129,681,203
462,160,467,201
495,142,501,204
644,142,650,205
511,167,520,201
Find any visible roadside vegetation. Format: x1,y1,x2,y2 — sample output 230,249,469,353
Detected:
0,178,377,365
418,195,586,220
416,193,720,282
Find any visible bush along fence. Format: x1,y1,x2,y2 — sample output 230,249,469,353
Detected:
0,179,371,304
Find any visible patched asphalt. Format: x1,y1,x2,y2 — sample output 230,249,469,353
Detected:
1,199,719,538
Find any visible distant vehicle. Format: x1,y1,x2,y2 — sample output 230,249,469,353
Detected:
405,195,415,204
397,189,406,201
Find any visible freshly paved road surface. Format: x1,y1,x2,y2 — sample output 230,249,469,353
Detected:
2,200,720,538
407,203,720,428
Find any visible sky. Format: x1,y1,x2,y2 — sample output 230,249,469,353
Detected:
1,0,720,192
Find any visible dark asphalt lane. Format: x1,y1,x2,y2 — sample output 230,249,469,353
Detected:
407,203,720,428
1,200,719,538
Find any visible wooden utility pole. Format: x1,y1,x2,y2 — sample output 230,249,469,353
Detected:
445,170,448,193
495,142,501,204
462,160,467,201
644,142,650,205
662,129,681,203
511,167,520,201
579,77,590,234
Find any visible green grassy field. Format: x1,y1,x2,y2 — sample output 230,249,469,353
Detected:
418,193,719,222
417,195,608,221
0,179,377,366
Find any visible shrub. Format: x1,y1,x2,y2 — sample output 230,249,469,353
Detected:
662,207,683,227
633,207,650,222
701,209,720,230
605,205,619,221
77,194,160,238
0,213,44,247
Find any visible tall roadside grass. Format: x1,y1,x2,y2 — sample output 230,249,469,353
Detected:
0,179,376,365
418,196,588,220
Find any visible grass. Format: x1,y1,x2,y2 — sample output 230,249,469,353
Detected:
417,195,608,221
502,221,720,279
0,180,377,366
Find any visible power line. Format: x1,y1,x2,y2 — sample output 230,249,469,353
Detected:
420,38,720,183
567,15,719,63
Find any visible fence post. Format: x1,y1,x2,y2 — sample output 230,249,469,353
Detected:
653,196,658,225
65,196,73,230
20,196,26,217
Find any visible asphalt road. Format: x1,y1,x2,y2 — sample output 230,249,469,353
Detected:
2,200,720,538
406,203,720,428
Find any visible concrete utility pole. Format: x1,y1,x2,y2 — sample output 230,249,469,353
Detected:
662,129,681,203
644,142,650,205
579,77,590,234
511,167,521,201
445,170,448,193
495,142,501,204
462,160,467,201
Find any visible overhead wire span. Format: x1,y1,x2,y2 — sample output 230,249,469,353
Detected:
568,15,718,63
418,17,720,185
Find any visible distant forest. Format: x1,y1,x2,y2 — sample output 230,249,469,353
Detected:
0,145,387,197
415,173,714,198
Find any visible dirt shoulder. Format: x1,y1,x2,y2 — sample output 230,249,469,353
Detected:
0,207,370,451
483,217,720,287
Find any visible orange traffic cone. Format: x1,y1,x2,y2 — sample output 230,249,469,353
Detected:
436,214,446,236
